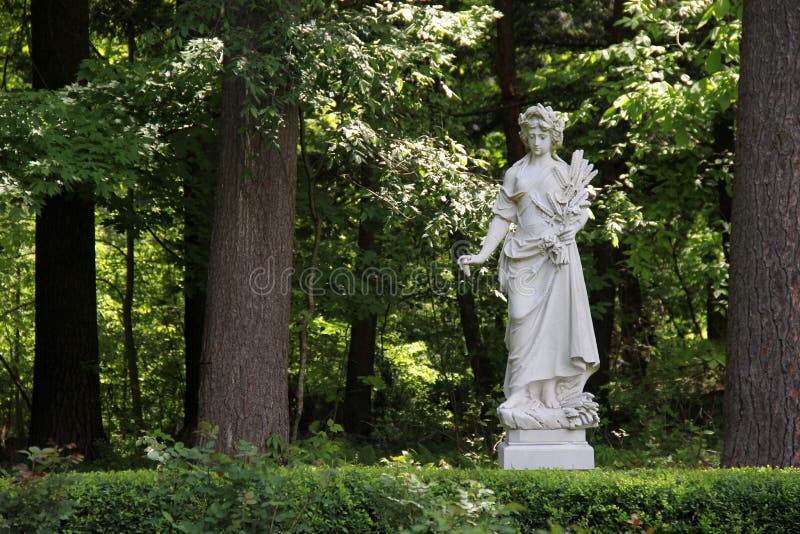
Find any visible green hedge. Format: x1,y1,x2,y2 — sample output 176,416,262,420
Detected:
2,467,800,532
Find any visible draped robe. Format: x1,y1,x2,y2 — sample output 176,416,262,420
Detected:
493,157,599,400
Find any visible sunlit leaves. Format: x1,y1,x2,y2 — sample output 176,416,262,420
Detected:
0,38,223,217
534,0,741,337
0,90,145,213
297,1,500,242
295,2,498,117
601,0,740,151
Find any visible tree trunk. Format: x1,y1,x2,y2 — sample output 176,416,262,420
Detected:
121,20,143,433
618,260,650,380
179,137,215,444
292,119,322,442
342,223,379,436
584,149,626,400
175,0,216,445
13,267,27,438
30,192,105,457
181,213,208,442
722,1,800,467
457,281,490,397
451,231,493,406
494,0,524,164
585,242,615,403
28,0,104,460
123,203,143,428
30,0,88,90
604,0,629,44
707,113,734,342
198,2,297,453
343,313,378,436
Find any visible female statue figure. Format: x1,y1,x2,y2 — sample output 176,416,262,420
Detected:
457,104,600,430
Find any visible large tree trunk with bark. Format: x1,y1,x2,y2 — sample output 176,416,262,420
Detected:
198,2,297,453
30,192,105,457
28,0,105,459
722,1,800,467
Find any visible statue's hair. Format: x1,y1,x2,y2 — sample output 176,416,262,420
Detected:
518,104,565,150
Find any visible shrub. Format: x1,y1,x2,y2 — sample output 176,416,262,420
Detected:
2,465,800,533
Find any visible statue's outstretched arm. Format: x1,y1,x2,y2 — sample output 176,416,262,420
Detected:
456,216,509,276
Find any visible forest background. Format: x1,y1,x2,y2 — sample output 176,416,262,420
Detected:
0,0,741,469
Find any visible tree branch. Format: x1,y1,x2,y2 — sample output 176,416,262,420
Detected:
0,352,31,410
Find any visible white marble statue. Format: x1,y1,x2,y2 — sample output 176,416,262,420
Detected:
457,104,600,431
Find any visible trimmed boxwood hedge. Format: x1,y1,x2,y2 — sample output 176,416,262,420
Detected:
2,466,799,532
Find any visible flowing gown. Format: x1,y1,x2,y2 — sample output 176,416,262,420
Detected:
493,157,600,400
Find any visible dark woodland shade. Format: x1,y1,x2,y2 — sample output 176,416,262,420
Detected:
31,0,90,90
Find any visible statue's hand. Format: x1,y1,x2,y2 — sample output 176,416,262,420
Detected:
558,228,577,244
457,254,486,277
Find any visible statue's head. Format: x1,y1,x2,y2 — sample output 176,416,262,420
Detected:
519,104,565,152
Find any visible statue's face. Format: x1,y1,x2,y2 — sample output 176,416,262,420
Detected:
525,126,552,157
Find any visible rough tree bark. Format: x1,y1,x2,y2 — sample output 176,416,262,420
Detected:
28,0,105,459
198,1,297,453
722,1,800,467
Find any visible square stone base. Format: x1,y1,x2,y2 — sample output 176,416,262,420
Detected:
498,429,594,470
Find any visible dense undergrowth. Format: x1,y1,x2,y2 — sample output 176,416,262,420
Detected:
1,427,797,533
2,464,799,533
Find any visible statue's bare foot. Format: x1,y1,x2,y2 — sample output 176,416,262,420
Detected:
541,380,560,408
499,390,528,410
542,398,560,409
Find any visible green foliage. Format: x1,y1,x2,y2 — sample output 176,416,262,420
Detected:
522,0,739,340
0,89,148,213
593,337,723,469
0,441,85,533
0,1,30,90
12,442,85,479
134,424,516,532
288,0,505,451
3,465,800,532
0,215,33,441
0,35,222,217
0,0,746,478
96,224,186,435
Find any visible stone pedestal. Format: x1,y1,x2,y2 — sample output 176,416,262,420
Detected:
498,429,594,470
